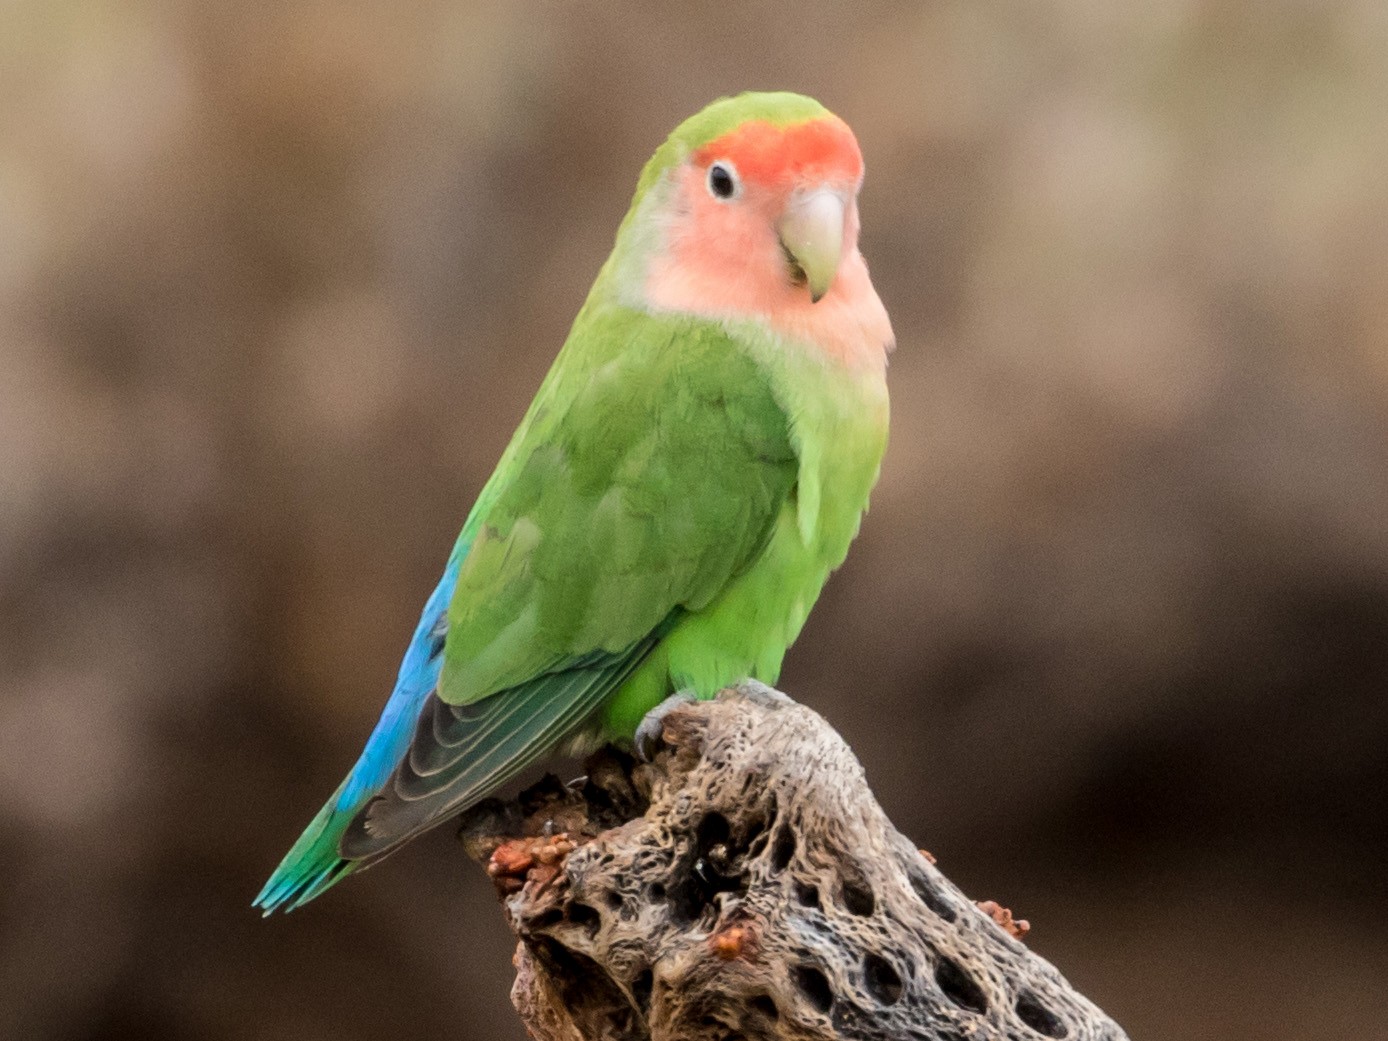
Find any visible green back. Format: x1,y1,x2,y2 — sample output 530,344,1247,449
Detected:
439,299,799,704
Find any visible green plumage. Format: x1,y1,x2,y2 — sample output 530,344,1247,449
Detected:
439,311,799,703
258,91,889,905
344,291,888,858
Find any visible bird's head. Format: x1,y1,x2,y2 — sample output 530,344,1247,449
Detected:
610,92,892,367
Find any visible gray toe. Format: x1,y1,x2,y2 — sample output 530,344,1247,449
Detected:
634,691,698,762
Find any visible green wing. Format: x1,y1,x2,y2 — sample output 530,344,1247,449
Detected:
341,306,797,860
339,634,664,859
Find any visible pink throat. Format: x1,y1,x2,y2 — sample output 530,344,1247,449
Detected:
641,168,894,370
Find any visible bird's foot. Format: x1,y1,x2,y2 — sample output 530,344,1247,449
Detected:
726,679,794,709
634,691,698,762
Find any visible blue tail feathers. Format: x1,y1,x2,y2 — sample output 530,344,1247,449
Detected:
254,560,460,914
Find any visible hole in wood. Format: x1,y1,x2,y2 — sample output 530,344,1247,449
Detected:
792,963,835,1014
529,937,633,1030
770,824,796,872
630,967,653,1014
908,866,958,922
697,812,731,850
750,994,779,1020
528,907,563,930
935,956,987,1013
566,901,600,938
840,873,875,916
1017,990,1069,1037
863,953,904,1006
794,881,821,908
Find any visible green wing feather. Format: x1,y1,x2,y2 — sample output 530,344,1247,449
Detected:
340,303,797,861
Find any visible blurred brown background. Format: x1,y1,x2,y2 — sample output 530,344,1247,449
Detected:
3,1,1387,1038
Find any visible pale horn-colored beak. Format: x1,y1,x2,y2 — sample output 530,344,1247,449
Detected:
776,187,846,303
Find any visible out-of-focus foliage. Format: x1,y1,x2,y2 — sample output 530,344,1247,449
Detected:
2,1,1386,1038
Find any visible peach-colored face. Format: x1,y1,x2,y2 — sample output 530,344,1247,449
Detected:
643,117,894,370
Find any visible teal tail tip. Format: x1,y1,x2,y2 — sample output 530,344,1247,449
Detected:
254,788,361,915
254,857,357,916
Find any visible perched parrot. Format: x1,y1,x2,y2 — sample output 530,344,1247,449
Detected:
255,91,894,914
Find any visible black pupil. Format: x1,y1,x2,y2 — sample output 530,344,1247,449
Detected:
709,164,734,198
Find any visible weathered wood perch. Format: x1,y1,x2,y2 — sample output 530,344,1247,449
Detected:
457,682,1128,1041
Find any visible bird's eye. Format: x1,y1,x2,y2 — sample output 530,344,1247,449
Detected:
707,162,737,200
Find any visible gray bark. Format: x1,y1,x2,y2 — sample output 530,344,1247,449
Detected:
458,682,1129,1041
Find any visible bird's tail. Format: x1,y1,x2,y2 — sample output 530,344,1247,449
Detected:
253,778,363,914
256,563,463,914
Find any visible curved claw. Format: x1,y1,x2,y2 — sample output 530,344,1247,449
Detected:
634,691,699,762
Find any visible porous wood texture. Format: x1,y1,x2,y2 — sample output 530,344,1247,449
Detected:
458,682,1128,1041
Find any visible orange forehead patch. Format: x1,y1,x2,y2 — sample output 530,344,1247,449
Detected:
692,116,863,189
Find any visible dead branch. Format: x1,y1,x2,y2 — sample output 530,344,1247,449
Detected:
458,682,1128,1041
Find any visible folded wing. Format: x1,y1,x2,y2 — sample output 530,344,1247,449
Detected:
340,311,799,864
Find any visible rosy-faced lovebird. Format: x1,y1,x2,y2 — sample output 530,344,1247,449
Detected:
255,91,894,913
